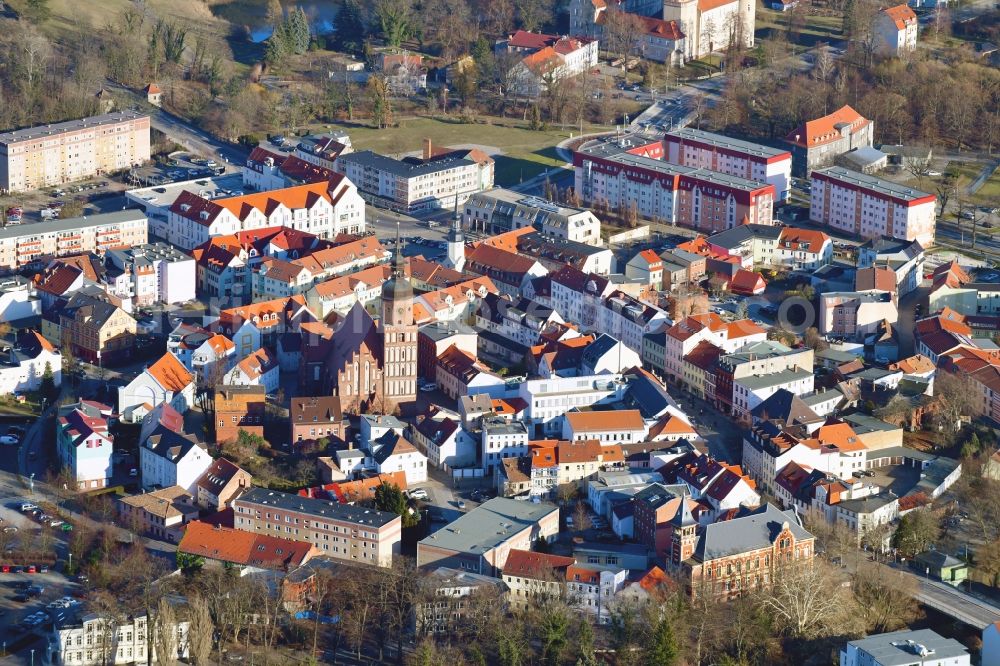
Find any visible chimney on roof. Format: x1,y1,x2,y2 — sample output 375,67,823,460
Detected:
422,138,432,161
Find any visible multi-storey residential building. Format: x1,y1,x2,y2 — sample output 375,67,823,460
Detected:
0,210,147,270
335,144,494,213
810,166,935,246
232,487,402,567
482,417,530,472
599,291,671,354
713,341,814,412
117,486,199,542
414,567,506,636
213,385,265,443
304,264,392,319
662,313,768,386
462,189,603,245
167,178,365,251
57,400,114,491
785,105,873,175
819,290,898,341
500,31,599,97
733,368,814,418
57,290,137,365
575,134,776,231
139,408,212,494
464,244,549,298
417,497,560,575
476,293,566,348
669,503,815,598
665,128,793,201
0,111,150,193
709,225,833,271
544,265,612,330
517,374,626,437
118,352,196,422
743,420,869,492
876,4,919,56
51,608,189,666
105,243,195,306
292,131,353,171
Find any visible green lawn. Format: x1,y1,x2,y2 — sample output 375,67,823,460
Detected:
312,116,614,186
947,161,1000,206
756,7,844,47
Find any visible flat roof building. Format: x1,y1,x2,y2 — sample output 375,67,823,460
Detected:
840,628,970,666
417,496,560,575
0,210,148,270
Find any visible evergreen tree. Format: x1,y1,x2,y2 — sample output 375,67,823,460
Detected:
643,616,679,666
288,7,311,55
335,0,368,55
40,361,56,403
374,481,418,527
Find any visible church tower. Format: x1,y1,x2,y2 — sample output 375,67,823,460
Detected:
380,223,418,413
669,499,698,570
445,195,465,272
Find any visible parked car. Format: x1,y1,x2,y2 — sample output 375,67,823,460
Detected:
419,382,438,393
409,488,429,501
0,434,19,445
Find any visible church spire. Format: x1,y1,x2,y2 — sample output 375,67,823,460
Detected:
394,221,405,276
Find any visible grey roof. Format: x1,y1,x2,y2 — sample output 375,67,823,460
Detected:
144,425,204,463
840,146,886,167
816,348,862,364
422,566,504,590
751,389,822,424
620,373,676,420
590,470,663,490
844,629,969,665
418,497,559,554
853,368,901,381
814,166,932,202
836,493,897,515
735,368,813,390
580,334,622,369
338,149,474,178
707,224,782,249
878,144,932,159
360,414,406,430
915,550,966,569
859,237,924,257
578,135,770,192
236,487,399,527
107,242,191,267
694,504,813,562
418,321,476,343
482,416,528,436
843,413,900,435
368,430,415,464
0,210,147,241
668,127,790,159
0,111,147,145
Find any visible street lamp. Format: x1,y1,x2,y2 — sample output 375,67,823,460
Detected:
29,472,35,494
30,648,34,666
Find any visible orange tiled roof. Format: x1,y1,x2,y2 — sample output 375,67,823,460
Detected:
779,227,829,251
565,410,644,432
889,354,935,374
147,352,193,393
883,3,917,29
786,105,870,148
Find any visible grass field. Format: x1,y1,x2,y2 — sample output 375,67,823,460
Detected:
947,161,1000,206
312,116,616,186
756,7,844,48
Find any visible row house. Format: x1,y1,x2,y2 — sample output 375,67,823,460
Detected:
733,367,815,419
517,374,626,438
304,264,392,319
659,451,761,519
435,344,506,400
416,277,497,325
166,178,366,251
818,290,898,341
464,243,548,299
574,134,776,232
290,396,347,445
476,293,566,349
543,264,613,331
600,290,671,354
482,416,530,472
742,420,869,492
810,166,935,246
713,341,814,412
253,236,388,300
661,313,767,386
53,289,136,365
563,409,647,445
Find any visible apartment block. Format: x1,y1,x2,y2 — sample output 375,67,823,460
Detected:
167,178,365,251
0,210,147,270
232,487,402,567
462,189,603,246
0,111,150,193
810,166,935,246
785,105,873,176
665,128,792,201
335,143,494,213
105,242,196,305
575,134,775,232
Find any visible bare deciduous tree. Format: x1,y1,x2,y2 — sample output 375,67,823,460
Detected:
187,595,214,666
759,561,851,638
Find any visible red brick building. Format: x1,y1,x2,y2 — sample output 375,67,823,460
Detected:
213,385,265,443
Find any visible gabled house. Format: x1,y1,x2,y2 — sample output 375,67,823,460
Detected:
194,457,252,511
224,347,279,394
118,352,196,423
56,400,114,491
139,404,213,494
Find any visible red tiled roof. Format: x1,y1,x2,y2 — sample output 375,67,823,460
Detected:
179,521,314,570
883,3,917,29
565,410,644,432
507,30,558,50
502,549,575,578
637,16,685,40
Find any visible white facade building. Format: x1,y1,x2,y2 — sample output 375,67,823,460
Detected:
810,166,935,246
733,368,815,418
0,331,61,395
106,243,196,306
0,210,148,270
51,611,189,666
876,4,919,56
665,128,793,201
166,178,365,251
462,189,603,246
481,417,530,472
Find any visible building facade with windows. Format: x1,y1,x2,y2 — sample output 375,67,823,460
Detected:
0,210,147,270
232,487,402,567
0,111,150,193
810,166,935,246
